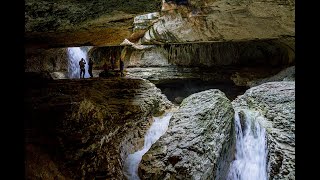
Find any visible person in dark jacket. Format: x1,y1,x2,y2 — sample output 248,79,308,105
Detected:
79,58,86,78
120,59,124,77
88,58,94,78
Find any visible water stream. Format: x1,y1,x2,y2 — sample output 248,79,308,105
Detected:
123,111,174,180
227,110,268,180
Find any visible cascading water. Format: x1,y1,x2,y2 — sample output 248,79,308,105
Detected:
227,110,268,180
123,112,174,180
67,47,91,78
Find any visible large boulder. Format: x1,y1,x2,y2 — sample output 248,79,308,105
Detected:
24,78,173,179
139,89,235,179
232,81,295,179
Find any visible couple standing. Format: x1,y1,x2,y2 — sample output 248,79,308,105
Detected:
79,58,94,78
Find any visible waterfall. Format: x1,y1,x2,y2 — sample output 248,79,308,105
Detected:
227,110,268,180
67,47,91,78
123,112,173,180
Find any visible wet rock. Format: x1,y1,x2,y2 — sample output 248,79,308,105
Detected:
232,81,295,179
139,89,235,179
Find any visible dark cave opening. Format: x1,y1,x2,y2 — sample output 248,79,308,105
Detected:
155,78,248,104
165,0,189,5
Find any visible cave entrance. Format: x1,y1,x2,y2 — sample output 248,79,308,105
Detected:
155,78,248,104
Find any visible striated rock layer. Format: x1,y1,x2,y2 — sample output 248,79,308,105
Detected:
124,37,294,68
24,76,172,179
25,0,294,48
25,0,161,48
232,81,295,179
139,89,235,179
142,0,294,44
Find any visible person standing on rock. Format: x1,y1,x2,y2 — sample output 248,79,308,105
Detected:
79,58,86,78
88,58,94,78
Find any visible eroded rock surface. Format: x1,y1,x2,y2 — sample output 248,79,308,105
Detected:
139,89,235,179
142,0,294,44
25,0,161,48
232,81,295,179
248,66,295,87
25,0,294,48
24,77,172,179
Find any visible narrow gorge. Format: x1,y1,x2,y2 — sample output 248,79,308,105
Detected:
25,0,295,179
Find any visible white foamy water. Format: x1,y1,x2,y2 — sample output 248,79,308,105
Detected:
227,110,268,180
67,47,90,78
123,112,173,180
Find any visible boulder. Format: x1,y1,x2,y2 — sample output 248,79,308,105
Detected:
139,89,235,179
232,81,295,179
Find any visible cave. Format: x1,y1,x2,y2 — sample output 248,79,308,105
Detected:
24,0,295,179
155,78,248,104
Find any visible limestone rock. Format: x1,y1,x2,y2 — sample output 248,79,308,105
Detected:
126,46,169,67
25,0,161,48
133,12,160,31
25,48,68,72
248,66,295,87
24,78,173,179
126,66,281,86
139,89,235,179
142,0,295,44
232,81,295,179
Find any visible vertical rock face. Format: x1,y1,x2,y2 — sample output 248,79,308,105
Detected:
24,78,173,179
126,46,169,67
163,38,294,67
139,89,235,179
232,81,295,179
121,36,294,68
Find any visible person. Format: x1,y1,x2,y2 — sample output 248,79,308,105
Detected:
79,58,86,78
120,59,124,77
88,58,94,78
